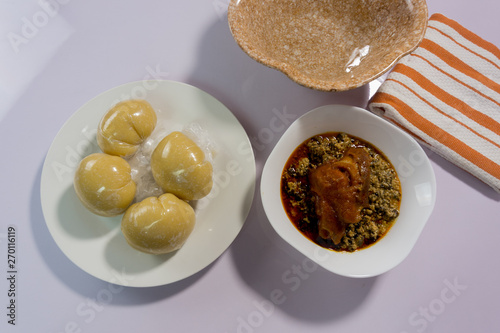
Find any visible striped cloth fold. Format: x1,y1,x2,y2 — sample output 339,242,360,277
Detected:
368,13,500,193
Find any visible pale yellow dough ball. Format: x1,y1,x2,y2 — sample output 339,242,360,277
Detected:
151,131,213,200
97,99,157,157
74,153,136,217
121,193,196,254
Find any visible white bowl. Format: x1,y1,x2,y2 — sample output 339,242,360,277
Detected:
260,105,436,278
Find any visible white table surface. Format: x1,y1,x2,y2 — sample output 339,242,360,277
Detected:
1,1,499,332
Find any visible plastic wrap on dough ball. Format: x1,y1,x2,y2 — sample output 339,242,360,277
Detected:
97,99,157,157
151,131,213,200
121,193,196,254
74,153,136,216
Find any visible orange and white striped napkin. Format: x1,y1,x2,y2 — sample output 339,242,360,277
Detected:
368,13,500,193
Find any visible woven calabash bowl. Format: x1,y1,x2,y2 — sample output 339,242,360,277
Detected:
228,0,428,91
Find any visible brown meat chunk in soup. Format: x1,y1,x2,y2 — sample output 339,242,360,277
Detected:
309,147,371,244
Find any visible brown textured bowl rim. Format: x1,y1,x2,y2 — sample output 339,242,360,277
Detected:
228,0,428,92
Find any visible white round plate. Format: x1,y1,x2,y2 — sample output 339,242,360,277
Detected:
41,80,256,287
261,104,436,278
